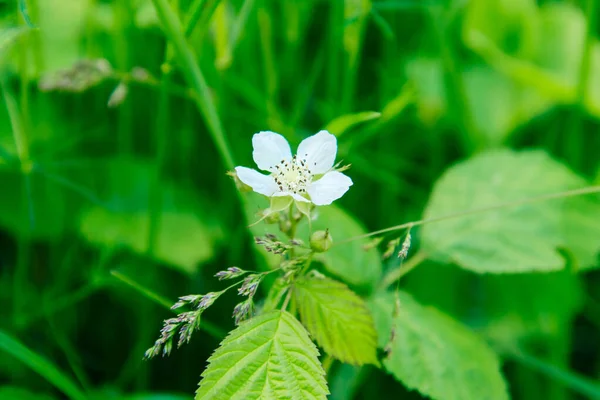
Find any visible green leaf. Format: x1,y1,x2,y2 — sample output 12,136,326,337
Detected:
78,157,221,274
294,276,378,366
0,330,86,400
407,58,550,143
462,66,550,144
421,149,600,273
324,111,381,136
195,311,328,400
462,0,600,117
369,292,509,400
0,26,30,61
297,205,382,289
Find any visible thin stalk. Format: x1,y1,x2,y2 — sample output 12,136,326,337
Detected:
257,6,282,130
336,185,600,245
504,347,600,399
146,63,172,257
3,49,33,322
429,6,479,153
110,270,226,338
150,0,235,170
566,0,598,170
547,330,571,400
114,0,134,154
380,251,428,288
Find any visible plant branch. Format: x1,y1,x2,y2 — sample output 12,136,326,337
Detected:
337,185,600,245
380,251,428,288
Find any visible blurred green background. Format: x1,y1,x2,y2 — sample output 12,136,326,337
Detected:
1,0,600,399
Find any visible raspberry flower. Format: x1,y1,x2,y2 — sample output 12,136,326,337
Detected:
235,130,352,207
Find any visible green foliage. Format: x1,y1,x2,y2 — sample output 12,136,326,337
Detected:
195,311,328,400
324,111,381,136
78,158,220,274
477,270,583,342
0,26,30,60
293,276,378,366
0,386,55,400
297,206,382,288
463,0,600,116
0,330,86,400
404,263,583,344
422,149,600,273
2,0,600,399
369,292,509,400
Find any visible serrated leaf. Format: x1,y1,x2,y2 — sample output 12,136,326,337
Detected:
297,205,382,288
324,111,381,136
422,149,600,273
196,311,328,400
369,292,509,400
294,276,378,366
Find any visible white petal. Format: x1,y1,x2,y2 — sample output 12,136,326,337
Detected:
252,131,292,171
296,130,337,174
307,171,353,206
272,191,310,203
235,167,277,196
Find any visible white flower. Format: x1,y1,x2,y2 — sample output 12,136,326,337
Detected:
235,130,353,206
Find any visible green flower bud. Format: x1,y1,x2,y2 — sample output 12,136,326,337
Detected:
310,230,333,253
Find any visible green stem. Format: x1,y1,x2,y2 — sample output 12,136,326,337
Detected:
380,251,428,288
566,0,598,170
504,347,600,399
429,6,479,152
110,270,227,338
146,64,172,258
150,0,235,170
336,185,600,245
114,0,133,154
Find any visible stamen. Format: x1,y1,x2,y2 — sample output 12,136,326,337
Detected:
271,156,313,195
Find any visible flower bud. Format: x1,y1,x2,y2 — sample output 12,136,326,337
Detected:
310,230,333,253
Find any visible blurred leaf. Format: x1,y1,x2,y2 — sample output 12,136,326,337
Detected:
298,205,382,289
462,66,550,144
33,0,90,75
462,0,539,59
324,111,381,136
478,270,583,342
406,58,446,125
404,262,584,343
407,58,550,142
421,149,600,273
463,1,600,117
195,311,328,400
0,26,30,61
294,276,378,366
125,395,191,400
0,386,55,400
0,166,76,239
369,292,509,400
78,158,221,274
0,330,86,400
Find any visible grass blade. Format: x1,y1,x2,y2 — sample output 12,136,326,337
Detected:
110,270,226,338
0,330,86,400
150,0,235,170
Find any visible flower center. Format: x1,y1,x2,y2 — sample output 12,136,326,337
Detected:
272,155,313,194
